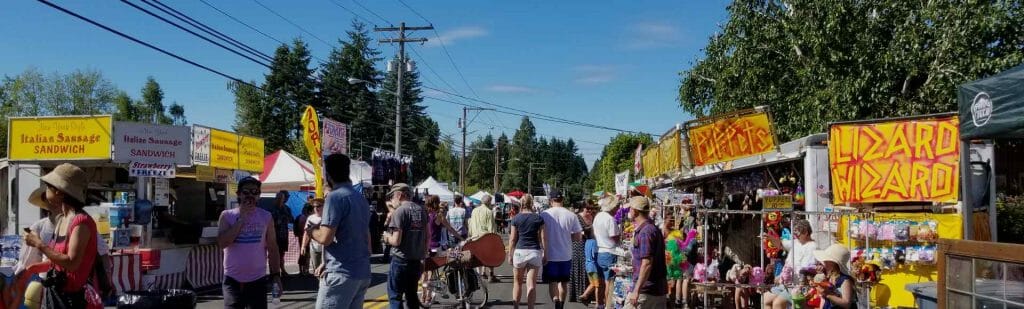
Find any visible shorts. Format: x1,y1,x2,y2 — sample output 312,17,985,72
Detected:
542,260,572,283
596,252,617,281
512,249,543,269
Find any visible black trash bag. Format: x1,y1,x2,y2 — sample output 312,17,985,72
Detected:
117,289,196,309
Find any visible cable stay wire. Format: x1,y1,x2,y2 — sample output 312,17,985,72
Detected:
119,0,272,68
144,0,274,62
250,0,333,47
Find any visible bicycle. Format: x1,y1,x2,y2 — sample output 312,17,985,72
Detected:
418,244,490,309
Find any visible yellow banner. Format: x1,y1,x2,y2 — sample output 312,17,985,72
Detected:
301,106,324,197
687,111,777,166
642,147,660,179
238,135,264,172
829,116,960,204
196,165,215,182
8,116,113,161
659,131,680,174
209,128,239,170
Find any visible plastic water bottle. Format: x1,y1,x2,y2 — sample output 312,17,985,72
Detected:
271,282,282,306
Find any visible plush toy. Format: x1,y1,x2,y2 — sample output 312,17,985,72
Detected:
794,185,806,205
682,229,699,267
764,229,783,258
856,258,882,283
779,265,795,286
726,264,743,283
694,263,707,282
805,274,830,308
706,260,721,282
665,230,685,279
750,267,765,285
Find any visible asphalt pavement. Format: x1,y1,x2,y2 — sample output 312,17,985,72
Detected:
194,255,592,309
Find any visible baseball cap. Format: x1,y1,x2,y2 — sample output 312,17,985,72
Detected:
237,176,261,188
628,196,651,212
387,183,411,197
548,189,563,200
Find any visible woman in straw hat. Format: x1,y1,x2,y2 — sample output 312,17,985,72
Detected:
812,244,858,309
22,163,101,308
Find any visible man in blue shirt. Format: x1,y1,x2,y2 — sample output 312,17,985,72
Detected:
310,154,372,309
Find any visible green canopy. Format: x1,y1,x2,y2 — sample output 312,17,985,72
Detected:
959,63,1024,140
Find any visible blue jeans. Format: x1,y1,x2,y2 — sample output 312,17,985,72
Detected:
597,252,617,281
316,272,370,309
388,258,423,309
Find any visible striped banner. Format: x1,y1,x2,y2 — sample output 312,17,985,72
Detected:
186,245,224,289
110,254,141,295
282,232,301,266
142,273,184,290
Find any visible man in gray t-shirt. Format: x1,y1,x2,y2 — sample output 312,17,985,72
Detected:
383,183,428,308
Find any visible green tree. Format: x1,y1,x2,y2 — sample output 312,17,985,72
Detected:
112,91,139,121
588,133,653,192
318,21,386,158
378,53,439,183
433,135,458,182
503,117,537,193
168,103,186,125
140,76,172,124
680,1,1024,142
236,39,318,156
466,134,496,190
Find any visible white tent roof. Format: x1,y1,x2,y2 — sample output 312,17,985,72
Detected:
416,177,455,202
469,191,491,201
259,150,372,192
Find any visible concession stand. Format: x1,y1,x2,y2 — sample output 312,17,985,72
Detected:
4,116,264,294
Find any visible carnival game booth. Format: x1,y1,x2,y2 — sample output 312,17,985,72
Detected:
5,116,268,294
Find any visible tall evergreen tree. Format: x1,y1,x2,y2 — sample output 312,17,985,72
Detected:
140,77,172,124
466,134,496,190
318,21,386,158
378,53,439,182
503,117,537,193
245,38,317,156
433,135,458,183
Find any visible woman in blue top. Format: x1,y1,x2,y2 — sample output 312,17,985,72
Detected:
508,194,547,309
813,244,858,309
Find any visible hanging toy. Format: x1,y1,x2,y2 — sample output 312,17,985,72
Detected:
851,219,862,239
665,230,685,279
726,264,743,283
706,260,721,282
895,220,910,241
764,229,783,259
795,185,806,205
750,267,765,285
894,246,907,264
779,265,795,286
694,263,708,282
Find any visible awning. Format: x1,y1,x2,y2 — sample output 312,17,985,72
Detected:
958,63,1024,140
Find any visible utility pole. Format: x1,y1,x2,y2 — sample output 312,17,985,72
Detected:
375,22,433,157
527,163,546,196
459,106,491,194
493,142,500,193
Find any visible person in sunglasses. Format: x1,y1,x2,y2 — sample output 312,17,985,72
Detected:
217,176,283,309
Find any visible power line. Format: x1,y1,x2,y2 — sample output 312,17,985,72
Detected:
250,0,333,47
395,0,480,99
197,0,328,64
351,0,391,25
120,0,272,68
145,0,274,62
325,0,376,26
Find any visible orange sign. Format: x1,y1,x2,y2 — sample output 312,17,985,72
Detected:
829,116,960,204
687,111,776,166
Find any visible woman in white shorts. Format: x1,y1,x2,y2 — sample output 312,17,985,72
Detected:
508,194,547,309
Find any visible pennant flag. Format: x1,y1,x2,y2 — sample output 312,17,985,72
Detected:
301,106,325,197
633,142,644,175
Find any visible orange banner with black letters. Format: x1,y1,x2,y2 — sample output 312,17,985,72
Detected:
687,111,776,166
829,116,960,204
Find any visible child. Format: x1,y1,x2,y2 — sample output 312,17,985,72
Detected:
579,225,600,305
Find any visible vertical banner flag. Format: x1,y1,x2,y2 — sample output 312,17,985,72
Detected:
633,143,644,176
614,171,630,197
828,115,960,204
321,118,349,156
301,106,324,197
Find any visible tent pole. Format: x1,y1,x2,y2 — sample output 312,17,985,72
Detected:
960,140,974,240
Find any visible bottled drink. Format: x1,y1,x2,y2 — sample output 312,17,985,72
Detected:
271,282,282,306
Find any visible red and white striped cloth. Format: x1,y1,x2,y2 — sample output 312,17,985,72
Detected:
186,245,223,289
142,273,185,290
110,254,141,295
282,232,302,266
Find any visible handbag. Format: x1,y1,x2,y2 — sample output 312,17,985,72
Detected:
40,266,74,309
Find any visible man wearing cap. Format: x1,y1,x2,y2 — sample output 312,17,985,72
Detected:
625,196,667,309
382,183,428,309
217,176,283,309
591,195,621,309
468,194,498,282
539,189,583,309
309,153,372,309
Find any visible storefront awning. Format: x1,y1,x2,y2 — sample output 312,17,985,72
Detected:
959,63,1024,140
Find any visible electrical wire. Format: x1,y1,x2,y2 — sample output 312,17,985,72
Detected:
250,0,332,47
145,0,274,62
350,0,391,25
197,0,328,63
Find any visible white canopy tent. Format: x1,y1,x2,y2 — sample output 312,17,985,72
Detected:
259,150,372,192
416,177,455,203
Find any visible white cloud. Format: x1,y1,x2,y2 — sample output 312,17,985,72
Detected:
485,84,539,94
574,65,618,85
625,21,684,50
424,26,487,47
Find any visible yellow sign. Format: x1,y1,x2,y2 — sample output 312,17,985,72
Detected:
238,135,264,172
762,195,793,210
8,115,113,161
642,147,660,178
301,106,324,197
196,165,215,182
659,131,680,174
687,111,777,166
829,116,960,204
209,128,239,170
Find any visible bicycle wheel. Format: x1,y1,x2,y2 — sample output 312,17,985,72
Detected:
460,268,488,309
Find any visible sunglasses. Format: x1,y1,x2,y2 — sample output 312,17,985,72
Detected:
238,189,260,196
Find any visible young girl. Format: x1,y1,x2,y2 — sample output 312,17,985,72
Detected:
813,244,857,309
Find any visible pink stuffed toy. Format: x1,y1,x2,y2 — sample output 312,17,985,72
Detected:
694,263,707,282
779,265,795,285
750,267,765,285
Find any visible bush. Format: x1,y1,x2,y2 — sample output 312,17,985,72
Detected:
997,195,1024,244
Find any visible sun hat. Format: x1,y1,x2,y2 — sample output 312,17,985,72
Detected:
628,196,651,212
29,163,87,208
388,183,411,197
814,243,852,276
598,195,620,212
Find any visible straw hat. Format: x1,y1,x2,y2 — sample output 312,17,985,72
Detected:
598,195,620,212
28,163,87,208
814,244,852,276
628,196,651,212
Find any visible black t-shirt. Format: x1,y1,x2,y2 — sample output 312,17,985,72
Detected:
511,213,545,250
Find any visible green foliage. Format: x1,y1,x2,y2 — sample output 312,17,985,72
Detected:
318,21,386,158
588,133,653,192
466,134,496,190
679,0,1024,142
997,196,1024,244
495,117,589,201
140,76,168,124
378,54,439,183
433,136,458,182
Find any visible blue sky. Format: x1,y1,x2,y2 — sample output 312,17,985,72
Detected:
1,0,731,166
